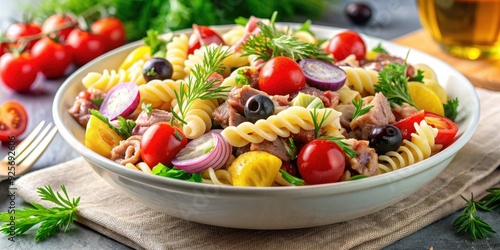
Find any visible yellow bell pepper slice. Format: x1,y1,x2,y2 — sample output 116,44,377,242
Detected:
119,46,151,70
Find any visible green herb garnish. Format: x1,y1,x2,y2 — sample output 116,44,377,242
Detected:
375,62,418,108
89,109,136,138
234,16,249,26
143,29,168,58
0,185,79,241
352,99,373,120
91,97,104,108
309,108,332,139
320,136,358,158
443,98,459,122
171,45,232,125
142,102,153,115
348,175,368,181
152,163,203,182
285,137,298,160
453,192,497,240
296,19,314,35
411,69,425,83
371,43,388,53
204,145,215,154
241,12,332,62
279,169,304,186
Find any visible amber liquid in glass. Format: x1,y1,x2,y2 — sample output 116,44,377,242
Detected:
418,0,500,59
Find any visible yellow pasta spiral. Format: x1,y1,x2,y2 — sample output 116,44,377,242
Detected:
138,79,182,111
166,34,189,80
221,107,342,147
82,67,145,92
174,99,219,139
340,66,379,96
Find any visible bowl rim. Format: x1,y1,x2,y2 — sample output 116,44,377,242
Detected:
52,23,481,196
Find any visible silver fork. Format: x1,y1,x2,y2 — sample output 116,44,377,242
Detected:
0,121,58,182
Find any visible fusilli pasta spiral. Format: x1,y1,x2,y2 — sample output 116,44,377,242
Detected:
138,79,182,110
82,68,145,92
340,66,379,96
174,99,219,139
166,34,189,80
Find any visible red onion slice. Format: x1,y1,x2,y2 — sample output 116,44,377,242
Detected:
99,82,140,120
298,59,347,91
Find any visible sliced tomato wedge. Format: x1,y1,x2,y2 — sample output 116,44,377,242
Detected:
393,110,425,141
424,112,458,148
0,101,28,141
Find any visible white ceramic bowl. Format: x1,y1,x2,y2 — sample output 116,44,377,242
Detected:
53,24,480,229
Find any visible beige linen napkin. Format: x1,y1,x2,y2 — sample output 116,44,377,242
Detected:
13,88,500,250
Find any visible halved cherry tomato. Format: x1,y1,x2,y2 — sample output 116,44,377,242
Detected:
0,101,28,141
66,29,105,67
6,22,42,50
393,110,425,141
42,14,76,41
325,30,366,61
297,139,345,184
424,112,458,148
91,17,126,52
31,37,73,79
0,52,39,92
141,122,188,168
85,115,122,158
258,56,306,95
188,24,225,55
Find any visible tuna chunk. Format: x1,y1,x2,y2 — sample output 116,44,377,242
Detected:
344,138,379,176
111,135,142,165
132,109,172,135
250,137,293,162
392,102,418,120
350,93,395,140
227,85,266,114
68,88,106,127
213,102,248,128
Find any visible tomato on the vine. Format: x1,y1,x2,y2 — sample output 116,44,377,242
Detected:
297,139,346,184
66,29,105,67
424,112,458,148
188,24,225,55
258,56,305,95
0,101,28,142
0,52,39,92
31,37,73,79
6,22,42,50
91,17,126,52
325,30,366,61
42,14,76,41
141,122,188,168
393,110,425,141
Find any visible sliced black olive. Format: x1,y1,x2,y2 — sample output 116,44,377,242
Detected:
345,2,373,25
244,94,275,123
142,57,173,82
368,125,403,155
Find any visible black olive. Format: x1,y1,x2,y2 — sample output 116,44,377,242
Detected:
244,94,275,123
345,2,372,25
142,57,174,82
368,125,403,155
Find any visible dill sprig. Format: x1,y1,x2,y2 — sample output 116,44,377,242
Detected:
0,185,80,241
241,12,332,63
309,108,332,139
171,45,232,125
321,136,358,158
352,99,373,120
375,62,418,109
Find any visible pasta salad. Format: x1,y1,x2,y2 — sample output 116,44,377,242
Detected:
68,13,460,187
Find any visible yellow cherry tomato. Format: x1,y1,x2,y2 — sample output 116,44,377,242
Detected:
408,81,444,116
228,151,282,187
119,46,151,70
85,115,122,158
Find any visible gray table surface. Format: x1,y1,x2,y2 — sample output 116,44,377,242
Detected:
1,0,499,249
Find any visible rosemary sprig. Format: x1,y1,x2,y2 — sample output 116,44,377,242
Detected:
0,185,80,241
320,136,358,158
352,99,373,120
309,108,332,139
453,193,496,240
374,62,418,108
241,12,332,62
171,45,232,125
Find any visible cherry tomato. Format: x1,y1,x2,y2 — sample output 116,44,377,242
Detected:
424,112,459,148
140,122,188,168
258,56,306,95
42,14,76,41
6,22,42,50
393,110,425,141
31,37,73,79
0,43,7,57
0,101,28,142
0,52,39,92
297,139,346,184
325,30,366,61
66,29,105,67
91,17,126,52
188,24,225,55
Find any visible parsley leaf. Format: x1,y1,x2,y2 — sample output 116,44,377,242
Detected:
352,99,373,119
375,62,418,108
89,109,136,138
152,163,203,182
143,29,169,58
443,98,459,121
411,69,425,83
279,170,304,186
372,43,388,53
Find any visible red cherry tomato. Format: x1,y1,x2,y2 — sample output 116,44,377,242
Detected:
31,37,73,79
325,30,366,61
140,122,188,168
91,17,126,52
6,22,42,50
0,101,28,142
297,139,346,184
258,56,306,95
42,14,76,41
0,52,39,92
393,110,425,141
424,112,459,148
188,24,225,55
0,43,7,57
66,29,105,67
